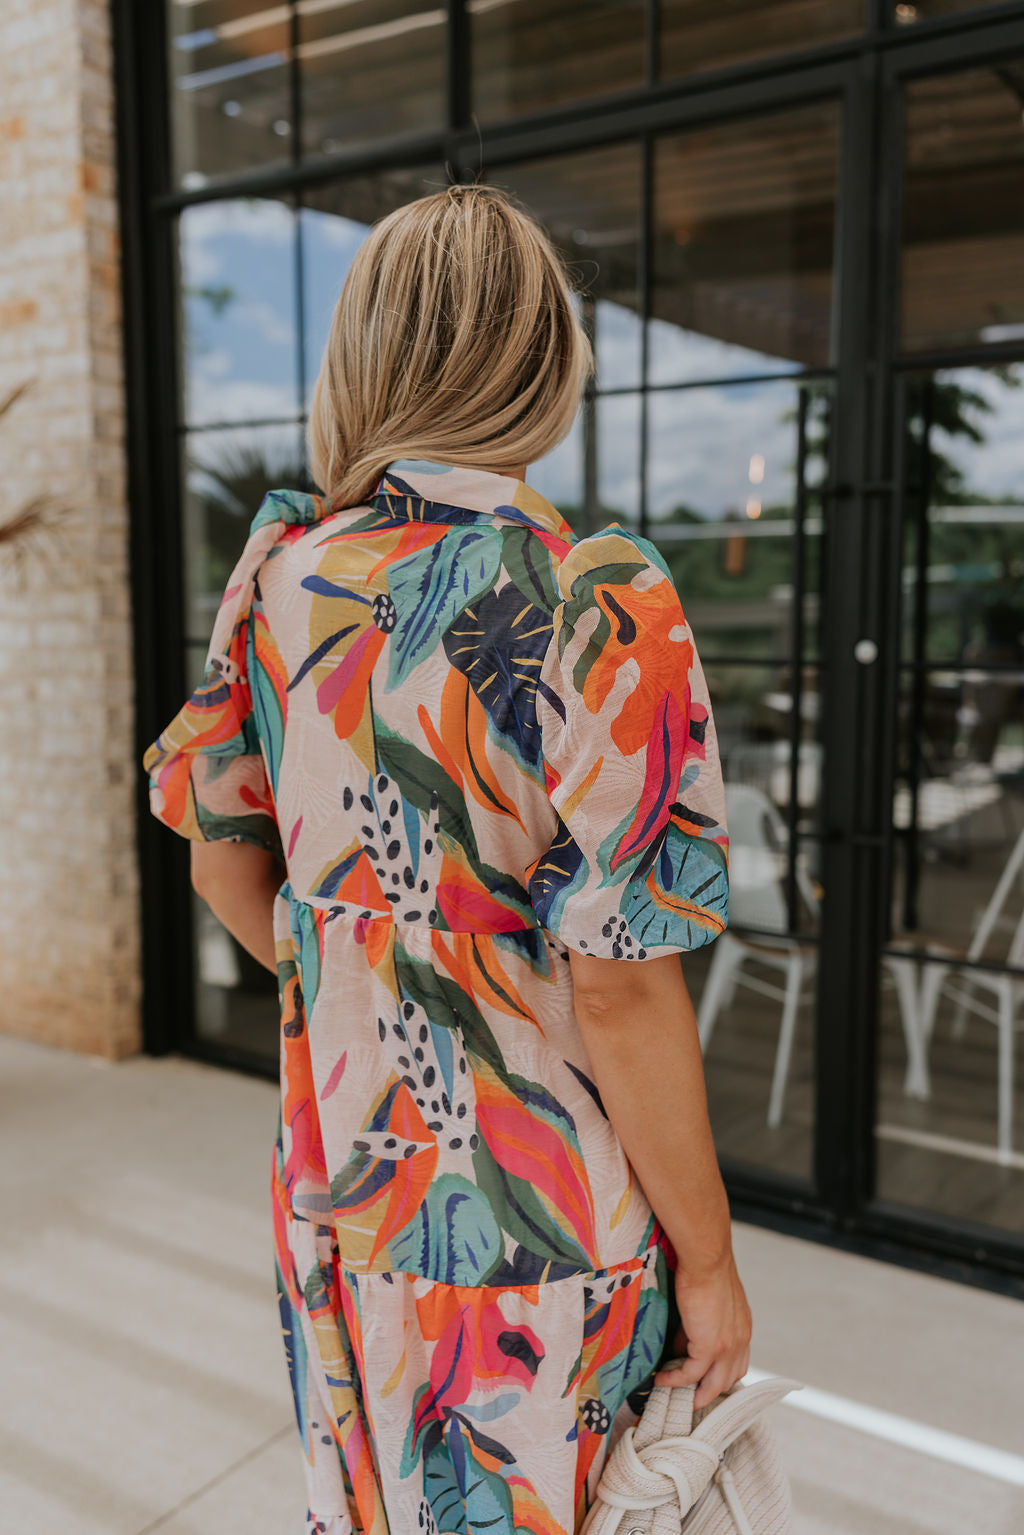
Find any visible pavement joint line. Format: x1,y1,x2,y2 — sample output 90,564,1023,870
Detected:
132,1421,295,1534
744,1367,1024,1487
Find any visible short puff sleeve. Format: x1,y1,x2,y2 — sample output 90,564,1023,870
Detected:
527,526,729,959
141,493,317,857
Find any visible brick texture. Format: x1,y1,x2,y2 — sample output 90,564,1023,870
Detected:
0,0,141,1057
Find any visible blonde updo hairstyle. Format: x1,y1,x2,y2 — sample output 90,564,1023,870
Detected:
308,182,594,510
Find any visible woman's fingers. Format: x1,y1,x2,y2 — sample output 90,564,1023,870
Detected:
692,1350,748,1409
653,1354,703,1387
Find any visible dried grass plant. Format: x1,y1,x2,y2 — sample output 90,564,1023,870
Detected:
0,382,75,590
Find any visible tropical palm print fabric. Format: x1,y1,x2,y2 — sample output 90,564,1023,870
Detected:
143,461,729,1534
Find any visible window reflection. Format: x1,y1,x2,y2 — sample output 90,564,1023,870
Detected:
168,1,293,186
900,368,1024,664
687,660,823,1181
179,198,299,427
470,0,646,122
299,1,445,156
881,361,1024,1229
660,0,865,82
182,423,305,643
902,64,1024,353
595,393,643,530
647,380,829,660
527,411,585,521
651,102,840,383
491,144,644,391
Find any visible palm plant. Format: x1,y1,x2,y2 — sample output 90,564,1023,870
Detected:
0,383,73,584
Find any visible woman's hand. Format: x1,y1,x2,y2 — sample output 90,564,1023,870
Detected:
655,1252,752,1408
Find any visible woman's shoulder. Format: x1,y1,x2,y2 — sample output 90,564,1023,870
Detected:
552,521,682,610
248,487,330,538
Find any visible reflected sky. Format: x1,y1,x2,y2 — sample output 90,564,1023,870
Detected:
180,199,299,425
648,317,804,388
928,366,1024,504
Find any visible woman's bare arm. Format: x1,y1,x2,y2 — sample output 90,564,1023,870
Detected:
190,841,285,974
569,948,751,1408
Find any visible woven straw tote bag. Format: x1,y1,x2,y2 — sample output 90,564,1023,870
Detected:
581,1362,801,1535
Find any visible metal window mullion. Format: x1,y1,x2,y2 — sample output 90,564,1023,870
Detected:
903,378,934,934
646,0,660,86
639,135,653,540
785,386,810,933
446,0,470,137
117,0,192,1055
811,51,883,1224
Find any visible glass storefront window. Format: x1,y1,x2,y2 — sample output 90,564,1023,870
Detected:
469,0,647,122
490,143,645,391
881,359,1024,1232
686,656,824,1183
660,0,865,81
899,367,1024,664
902,62,1024,354
181,422,306,642
646,379,829,660
168,1,293,187
527,411,585,520
644,373,830,1185
179,197,299,427
595,393,643,530
299,2,445,157
651,101,841,384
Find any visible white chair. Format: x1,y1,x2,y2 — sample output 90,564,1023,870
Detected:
698,783,927,1128
910,828,1024,1164
726,739,822,816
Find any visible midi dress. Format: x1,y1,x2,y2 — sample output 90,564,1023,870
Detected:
142,460,730,1535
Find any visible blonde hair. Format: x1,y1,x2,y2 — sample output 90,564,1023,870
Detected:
308,183,594,510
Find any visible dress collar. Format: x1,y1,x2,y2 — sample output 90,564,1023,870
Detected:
367,459,575,542
250,461,577,544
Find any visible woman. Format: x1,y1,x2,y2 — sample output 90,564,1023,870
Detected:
143,183,750,1535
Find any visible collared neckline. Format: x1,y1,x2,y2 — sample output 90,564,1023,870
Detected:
367,459,575,543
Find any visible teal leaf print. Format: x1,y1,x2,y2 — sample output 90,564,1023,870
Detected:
287,893,322,1015
389,1174,503,1284
446,1416,516,1529
457,1393,519,1423
387,527,503,687
621,821,729,951
423,1433,469,1535
247,615,286,788
618,1282,669,1401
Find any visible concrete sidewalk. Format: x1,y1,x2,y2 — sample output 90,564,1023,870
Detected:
0,1033,1021,1534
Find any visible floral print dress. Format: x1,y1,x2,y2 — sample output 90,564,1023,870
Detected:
142,461,729,1535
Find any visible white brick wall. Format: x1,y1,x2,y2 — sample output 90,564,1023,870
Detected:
0,0,141,1057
